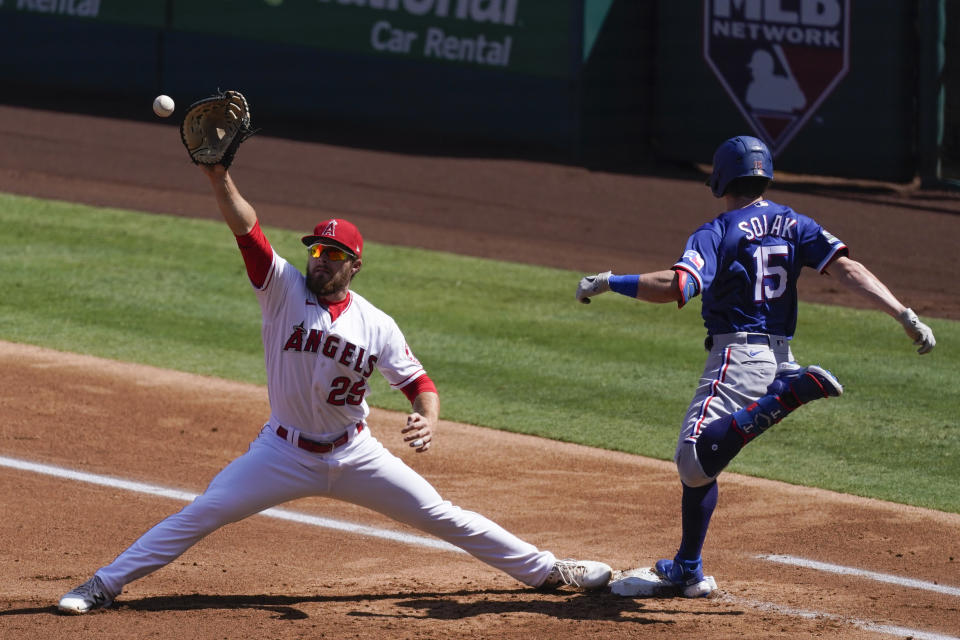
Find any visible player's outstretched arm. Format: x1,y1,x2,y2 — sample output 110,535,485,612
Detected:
201,164,258,236
635,270,683,304
828,256,935,354
576,269,681,305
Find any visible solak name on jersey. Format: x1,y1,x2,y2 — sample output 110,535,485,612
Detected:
282,324,377,378
737,212,799,242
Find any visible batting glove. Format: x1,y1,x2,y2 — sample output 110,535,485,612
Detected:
576,271,611,304
898,308,936,355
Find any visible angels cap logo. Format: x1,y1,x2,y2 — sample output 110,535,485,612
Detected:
703,0,850,156
321,220,338,237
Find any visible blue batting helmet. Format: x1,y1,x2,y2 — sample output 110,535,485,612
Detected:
706,135,773,197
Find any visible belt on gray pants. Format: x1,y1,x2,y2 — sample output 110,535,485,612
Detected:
704,333,770,351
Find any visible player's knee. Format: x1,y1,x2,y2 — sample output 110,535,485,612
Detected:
676,443,717,487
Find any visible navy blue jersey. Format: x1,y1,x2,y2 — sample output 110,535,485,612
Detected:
673,199,847,338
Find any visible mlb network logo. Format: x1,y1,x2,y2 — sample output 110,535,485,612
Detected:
703,0,850,156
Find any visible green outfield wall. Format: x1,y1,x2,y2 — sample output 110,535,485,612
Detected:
0,0,951,183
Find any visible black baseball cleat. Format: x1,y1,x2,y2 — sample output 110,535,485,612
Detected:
767,362,842,407
58,575,113,614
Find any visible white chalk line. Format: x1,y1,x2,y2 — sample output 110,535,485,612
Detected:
0,454,462,553
3,454,957,639
758,553,960,597
720,594,960,640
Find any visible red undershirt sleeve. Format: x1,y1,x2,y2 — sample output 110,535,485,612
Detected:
400,374,438,405
234,221,273,289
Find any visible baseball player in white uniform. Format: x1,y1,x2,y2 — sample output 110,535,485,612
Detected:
58,163,611,614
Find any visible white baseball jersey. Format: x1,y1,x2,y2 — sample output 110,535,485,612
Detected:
257,250,426,440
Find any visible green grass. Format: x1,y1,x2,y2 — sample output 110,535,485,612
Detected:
2,192,958,512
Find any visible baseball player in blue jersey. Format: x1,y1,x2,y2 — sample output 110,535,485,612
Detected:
575,135,936,598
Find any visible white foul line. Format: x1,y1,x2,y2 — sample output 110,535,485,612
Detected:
0,455,463,553
3,454,957,639
721,594,960,640
758,553,960,597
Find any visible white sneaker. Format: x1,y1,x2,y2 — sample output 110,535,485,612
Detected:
541,559,612,591
58,575,113,614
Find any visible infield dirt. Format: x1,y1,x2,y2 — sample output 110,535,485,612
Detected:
0,105,958,639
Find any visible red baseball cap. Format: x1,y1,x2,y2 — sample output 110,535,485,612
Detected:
301,218,363,258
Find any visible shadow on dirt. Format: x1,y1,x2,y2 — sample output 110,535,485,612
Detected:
6,588,746,624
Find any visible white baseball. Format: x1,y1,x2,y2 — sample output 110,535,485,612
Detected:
411,439,424,448
152,94,175,118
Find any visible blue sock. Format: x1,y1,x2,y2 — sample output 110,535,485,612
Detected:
678,481,718,560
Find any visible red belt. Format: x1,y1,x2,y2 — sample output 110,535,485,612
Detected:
275,423,363,454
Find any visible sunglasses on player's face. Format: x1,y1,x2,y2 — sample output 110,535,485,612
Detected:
308,243,353,261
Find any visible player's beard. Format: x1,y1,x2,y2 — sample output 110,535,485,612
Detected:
306,261,354,300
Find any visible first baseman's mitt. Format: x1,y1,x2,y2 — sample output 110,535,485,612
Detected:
180,90,254,169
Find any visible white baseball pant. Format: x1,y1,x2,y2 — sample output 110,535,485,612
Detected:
94,426,556,596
